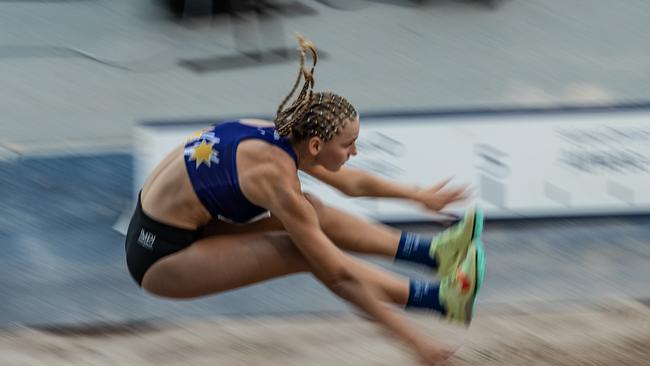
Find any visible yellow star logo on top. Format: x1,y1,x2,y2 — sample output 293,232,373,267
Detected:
189,140,219,169
186,129,206,142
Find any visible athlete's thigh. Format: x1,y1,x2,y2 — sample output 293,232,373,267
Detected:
141,232,309,299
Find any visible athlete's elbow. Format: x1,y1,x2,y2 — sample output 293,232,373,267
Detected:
343,180,365,197
346,172,375,197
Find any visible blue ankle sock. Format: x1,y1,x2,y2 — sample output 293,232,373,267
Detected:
395,232,437,269
405,279,446,315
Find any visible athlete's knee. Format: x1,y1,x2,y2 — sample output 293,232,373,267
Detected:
303,193,332,226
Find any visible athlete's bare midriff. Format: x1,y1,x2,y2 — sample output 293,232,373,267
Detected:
140,119,295,230
140,146,212,230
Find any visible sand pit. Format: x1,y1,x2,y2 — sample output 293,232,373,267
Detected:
1,299,648,365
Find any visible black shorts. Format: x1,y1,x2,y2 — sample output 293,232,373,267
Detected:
125,193,202,286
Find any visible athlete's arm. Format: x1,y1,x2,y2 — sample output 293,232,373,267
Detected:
305,165,471,212
304,165,415,198
247,158,428,349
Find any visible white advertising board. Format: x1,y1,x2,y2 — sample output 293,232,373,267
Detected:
135,104,650,221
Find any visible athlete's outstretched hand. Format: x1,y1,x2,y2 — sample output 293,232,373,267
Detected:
412,177,472,213
413,339,457,366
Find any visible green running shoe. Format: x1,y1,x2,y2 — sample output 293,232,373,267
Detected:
429,206,483,277
438,239,485,326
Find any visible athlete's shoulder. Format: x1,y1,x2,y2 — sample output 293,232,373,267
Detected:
239,138,296,172
237,140,300,209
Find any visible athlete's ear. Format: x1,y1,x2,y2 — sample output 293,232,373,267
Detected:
307,136,322,155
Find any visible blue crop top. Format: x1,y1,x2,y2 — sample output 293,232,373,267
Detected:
183,120,298,224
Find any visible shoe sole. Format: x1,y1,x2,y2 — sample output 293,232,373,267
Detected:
473,206,485,294
464,237,485,325
463,206,484,285
475,238,485,296
471,206,484,242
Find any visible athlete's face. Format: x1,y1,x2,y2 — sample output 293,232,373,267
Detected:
317,116,360,171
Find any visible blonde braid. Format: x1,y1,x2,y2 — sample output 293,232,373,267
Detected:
275,42,306,127
275,34,318,136
274,35,357,142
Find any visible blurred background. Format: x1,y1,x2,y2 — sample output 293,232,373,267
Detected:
1,0,649,365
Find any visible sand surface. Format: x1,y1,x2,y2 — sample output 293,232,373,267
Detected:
1,299,648,365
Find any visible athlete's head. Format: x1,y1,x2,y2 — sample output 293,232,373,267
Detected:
274,34,359,171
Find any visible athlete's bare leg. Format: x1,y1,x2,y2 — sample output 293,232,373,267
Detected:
141,231,408,302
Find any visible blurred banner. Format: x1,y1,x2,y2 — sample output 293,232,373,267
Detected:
134,103,650,221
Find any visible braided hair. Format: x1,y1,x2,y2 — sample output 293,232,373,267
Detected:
274,34,358,143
